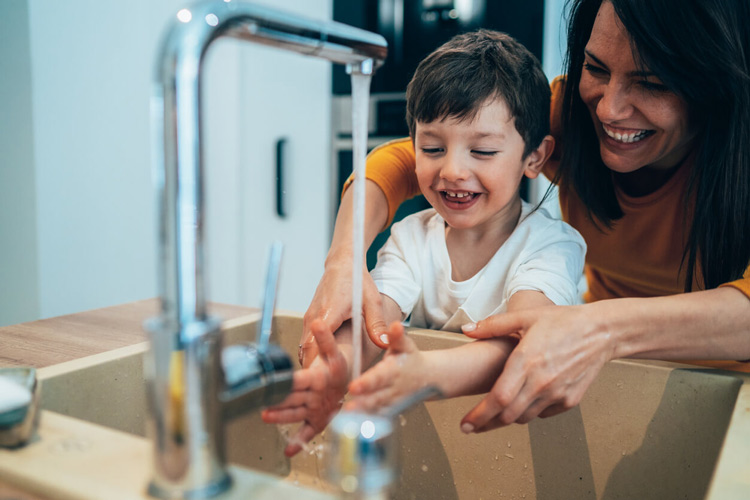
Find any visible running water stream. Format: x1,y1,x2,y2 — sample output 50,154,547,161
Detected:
349,64,373,379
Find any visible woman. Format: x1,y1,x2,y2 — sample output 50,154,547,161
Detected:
303,0,750,433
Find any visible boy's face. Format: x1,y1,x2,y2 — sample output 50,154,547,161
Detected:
414,98,531,232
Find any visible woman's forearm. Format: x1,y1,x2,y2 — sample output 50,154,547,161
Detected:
597,287,750,361
326,180,389,266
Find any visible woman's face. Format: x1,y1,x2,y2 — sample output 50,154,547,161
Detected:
579,1,696,173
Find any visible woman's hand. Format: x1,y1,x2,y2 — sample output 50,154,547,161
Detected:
346,322,433,413
460,304,616,432
300,259,389,366
262,319,349,456
300,180,392,366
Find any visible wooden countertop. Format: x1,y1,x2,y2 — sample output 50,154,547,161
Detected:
0,299,255,369
0,300,257,499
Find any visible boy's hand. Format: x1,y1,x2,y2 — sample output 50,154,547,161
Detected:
261,319,349,456
346,322,433,413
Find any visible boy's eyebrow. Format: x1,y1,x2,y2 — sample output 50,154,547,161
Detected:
584,49,656,79
416,129,442,138
416,129,507,140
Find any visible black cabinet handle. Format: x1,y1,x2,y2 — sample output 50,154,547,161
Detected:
275,137,287,218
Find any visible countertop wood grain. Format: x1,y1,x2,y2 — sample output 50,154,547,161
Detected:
0,300,257,499
0,299,255,369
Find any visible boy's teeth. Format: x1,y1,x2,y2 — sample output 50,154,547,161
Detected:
445,191,471,198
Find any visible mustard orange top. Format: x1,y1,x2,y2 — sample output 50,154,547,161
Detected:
360,77,750,371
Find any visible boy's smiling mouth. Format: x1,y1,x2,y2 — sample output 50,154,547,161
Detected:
440,190,480,209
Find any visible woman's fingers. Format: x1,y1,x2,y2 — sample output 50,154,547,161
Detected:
460,359,527,431
301,258,354,365
310,319,337,359
363,275,390,348
462,311,526,339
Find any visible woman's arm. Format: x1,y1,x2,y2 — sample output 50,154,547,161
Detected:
302,140,420,362
459,286,750,432
300,180,390,365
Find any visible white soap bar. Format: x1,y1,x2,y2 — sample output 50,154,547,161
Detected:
0,377,32,413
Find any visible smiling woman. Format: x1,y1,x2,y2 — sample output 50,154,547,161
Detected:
300,0,750,433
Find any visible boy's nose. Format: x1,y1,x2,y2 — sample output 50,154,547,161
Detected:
439,157,469,181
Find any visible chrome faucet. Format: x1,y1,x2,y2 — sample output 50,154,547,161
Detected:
145,2,386,498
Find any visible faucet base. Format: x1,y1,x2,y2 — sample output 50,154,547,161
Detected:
147,472,232,499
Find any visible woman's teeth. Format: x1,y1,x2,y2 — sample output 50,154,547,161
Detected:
603,126,651,144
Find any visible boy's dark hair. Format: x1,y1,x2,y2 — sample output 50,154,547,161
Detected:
405,29,550,158
559,0,750,291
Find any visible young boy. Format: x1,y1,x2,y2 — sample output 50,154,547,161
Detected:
262,29,585,454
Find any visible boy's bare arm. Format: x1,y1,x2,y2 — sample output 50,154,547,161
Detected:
507,289,555,311
347,322,518,413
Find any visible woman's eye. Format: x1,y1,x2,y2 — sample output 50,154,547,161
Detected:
638,80,670,93
583,62,606,76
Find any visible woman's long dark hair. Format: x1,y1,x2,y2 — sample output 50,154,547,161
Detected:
559,0,750,291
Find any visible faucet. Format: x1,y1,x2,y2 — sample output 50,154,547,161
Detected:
145,2,386,498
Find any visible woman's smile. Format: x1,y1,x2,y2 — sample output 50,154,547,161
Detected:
601,123,654,144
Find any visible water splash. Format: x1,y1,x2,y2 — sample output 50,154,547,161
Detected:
277,424,326,458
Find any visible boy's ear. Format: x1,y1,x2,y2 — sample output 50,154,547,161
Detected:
523,135,555,179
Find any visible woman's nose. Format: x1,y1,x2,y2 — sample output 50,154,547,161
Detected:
596,81,633,123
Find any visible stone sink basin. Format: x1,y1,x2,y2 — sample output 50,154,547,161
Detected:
32,312,750,499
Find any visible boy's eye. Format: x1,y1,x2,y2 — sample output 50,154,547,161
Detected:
421,147,443,154
472,150,497,157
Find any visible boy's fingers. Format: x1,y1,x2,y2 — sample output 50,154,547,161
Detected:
283,423,317,457
385,322,410,352
261,406,310,424
462,311,526,339
348,363,390,395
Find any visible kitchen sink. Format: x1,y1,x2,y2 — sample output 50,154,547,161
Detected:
35,312,750,499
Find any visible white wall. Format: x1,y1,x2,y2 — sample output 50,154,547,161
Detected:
0,0,40,325
530,0,569,212
0,0,332,326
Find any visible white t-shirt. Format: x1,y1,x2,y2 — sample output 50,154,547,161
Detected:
370,202,586,332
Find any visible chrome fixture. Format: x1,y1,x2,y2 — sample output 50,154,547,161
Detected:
146,2,386,498
325,386,442,498
0,367,39,449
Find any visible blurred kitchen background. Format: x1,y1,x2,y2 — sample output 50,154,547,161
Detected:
0,0,567,327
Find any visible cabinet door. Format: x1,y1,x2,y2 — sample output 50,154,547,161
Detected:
204,0,333,313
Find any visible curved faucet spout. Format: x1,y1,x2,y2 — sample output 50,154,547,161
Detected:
146,2,386,498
